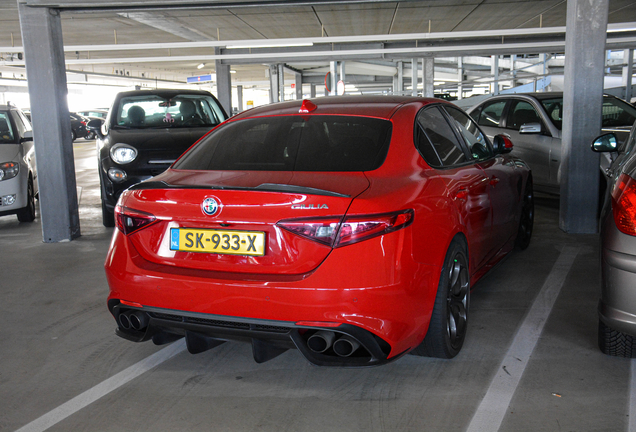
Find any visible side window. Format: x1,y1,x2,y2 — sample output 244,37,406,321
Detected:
507,100,542,131
444,106,493,160
415,106,468,167
476,100,506,128
17,110,32,132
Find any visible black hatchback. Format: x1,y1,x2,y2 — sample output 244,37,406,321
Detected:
88,89,228,227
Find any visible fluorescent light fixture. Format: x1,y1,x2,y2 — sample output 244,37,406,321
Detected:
608,27,636,33
434,81,446,85
230,70,237,74
226,42,314,49
197,63,205,69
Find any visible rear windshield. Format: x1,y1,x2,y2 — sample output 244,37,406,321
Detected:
113,93,226,129
174,115,393,172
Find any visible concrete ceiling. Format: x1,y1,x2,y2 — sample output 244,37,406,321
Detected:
2,0,636,91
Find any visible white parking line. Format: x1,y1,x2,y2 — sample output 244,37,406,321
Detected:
14,339,187,432
630,360,636,432
466,246,579,432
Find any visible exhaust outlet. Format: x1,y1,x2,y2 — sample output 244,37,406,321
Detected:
129,311,149,331
333,336,360,357
118,312,131,330
307,331,336,353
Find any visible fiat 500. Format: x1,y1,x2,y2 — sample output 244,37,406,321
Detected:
105,96,533,367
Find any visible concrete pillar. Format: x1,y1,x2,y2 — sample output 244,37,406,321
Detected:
310,83,317,98
457,57,464,100
559,0,609,233
511,54,518,88
491,55,499,95
236,85,243,112
330,61,337,96
18,4,80,242
278,64,285,102
214,47,232,115
339,61,346,95
422,57,434,98
397,61,404,95
295,73,302,100
623,49,634,102
411,58,418,96
269,64,279,103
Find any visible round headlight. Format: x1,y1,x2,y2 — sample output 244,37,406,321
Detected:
110,143,138,164
0,161,19,181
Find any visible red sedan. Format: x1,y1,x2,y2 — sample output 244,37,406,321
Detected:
105,96,533,367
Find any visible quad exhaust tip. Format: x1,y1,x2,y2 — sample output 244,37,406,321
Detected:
307,331,361,357
118,311,149,331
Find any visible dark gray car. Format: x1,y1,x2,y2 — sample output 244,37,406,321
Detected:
592,124,636,356
467,92,636,194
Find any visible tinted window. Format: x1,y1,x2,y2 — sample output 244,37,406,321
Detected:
445,106,493,160
174,115,392,172
0,112,15,143
415,106,467,167
476,100,506,128
539,97,563,129
115,94,225,129
507,100,542,131
601,97,636,128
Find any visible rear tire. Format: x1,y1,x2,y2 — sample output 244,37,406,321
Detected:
17,176,36,223
102,200,115,227
515,177,534,250
71,130,76,141
599,320,636,357
412,238,469,358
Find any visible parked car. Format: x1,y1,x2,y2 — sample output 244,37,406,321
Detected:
70,112,89,141
466,92,636,194
592,124,636,357
0,104,38,222
77,109,108,120
77,109,108,140
104,96,533,366
87,89,228,227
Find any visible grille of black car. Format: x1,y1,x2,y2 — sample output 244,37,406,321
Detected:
148,312,290,333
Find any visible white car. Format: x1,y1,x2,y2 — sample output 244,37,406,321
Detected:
0,105,38,222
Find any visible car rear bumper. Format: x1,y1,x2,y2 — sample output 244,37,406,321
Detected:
599,246,636,336
105,228,440,365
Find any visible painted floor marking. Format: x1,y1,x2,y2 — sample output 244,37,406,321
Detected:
466,246,579,432
14,339,187,432
630,360,636,432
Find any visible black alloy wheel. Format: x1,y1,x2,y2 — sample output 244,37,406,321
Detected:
17,176,36,222
412,238,469,358
515,177,534,250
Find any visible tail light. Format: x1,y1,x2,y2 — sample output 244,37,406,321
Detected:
115,205,157,235
278,209,414,248
612,173,636,236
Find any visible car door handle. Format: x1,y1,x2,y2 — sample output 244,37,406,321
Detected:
455,189,469,201
489,176,500,186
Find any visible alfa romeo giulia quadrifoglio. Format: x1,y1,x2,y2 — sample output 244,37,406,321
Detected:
105,96,533,367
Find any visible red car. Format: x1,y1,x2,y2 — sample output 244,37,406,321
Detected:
105,96,533,367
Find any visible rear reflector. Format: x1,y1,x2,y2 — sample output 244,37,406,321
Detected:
278,209,414,248
612,173,636,236
115,205,157,235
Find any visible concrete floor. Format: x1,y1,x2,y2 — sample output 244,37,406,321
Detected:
0,140,630,432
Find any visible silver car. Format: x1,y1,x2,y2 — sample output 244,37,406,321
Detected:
0,105,38,222
467,92,636,194
593,124,636,356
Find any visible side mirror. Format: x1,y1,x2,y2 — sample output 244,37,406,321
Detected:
20,130,33,142
592,133,618,152
493,134,514,154
87,119,105,138
519,122,542,134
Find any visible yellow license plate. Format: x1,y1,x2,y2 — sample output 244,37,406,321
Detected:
170,228,265,256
